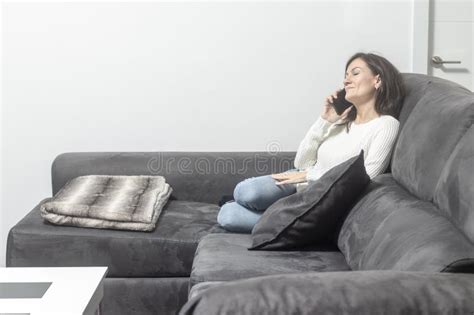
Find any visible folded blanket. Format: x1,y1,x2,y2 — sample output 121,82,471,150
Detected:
40,175,172,232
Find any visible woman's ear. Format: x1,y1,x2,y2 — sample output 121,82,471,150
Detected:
374,75,381,89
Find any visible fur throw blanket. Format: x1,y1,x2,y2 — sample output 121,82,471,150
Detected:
40,175,172,232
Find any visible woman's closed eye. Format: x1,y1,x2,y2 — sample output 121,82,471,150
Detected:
345,72,359,78
351,71,360,76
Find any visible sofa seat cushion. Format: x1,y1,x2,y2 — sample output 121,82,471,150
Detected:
7,199,225,277
338,174,474,272
190,234,350,288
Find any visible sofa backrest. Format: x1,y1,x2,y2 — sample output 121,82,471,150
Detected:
51,152,295,204
391,73,474,203
391,74,474,241
433,124,474,242
338,73,474,272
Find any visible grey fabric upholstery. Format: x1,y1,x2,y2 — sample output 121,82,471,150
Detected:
396,73,436,129
51,152,295,204
180,271,474,315
434,124,474,243
338,174,474,271
7,199,226,277
190,233,350,288
391,76,474,202
188,282,224,300
101,277,189,315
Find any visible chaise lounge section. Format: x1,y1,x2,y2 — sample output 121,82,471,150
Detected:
7,152,294,314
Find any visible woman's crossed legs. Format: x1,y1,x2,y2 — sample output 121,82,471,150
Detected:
217,173,297,233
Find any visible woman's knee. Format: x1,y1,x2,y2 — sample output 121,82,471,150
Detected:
235,187,260,209
217,202,260,233
233,176,271,210
233,178,250,201
217,203,234,229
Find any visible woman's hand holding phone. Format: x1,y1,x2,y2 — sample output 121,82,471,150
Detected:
321,89,353,123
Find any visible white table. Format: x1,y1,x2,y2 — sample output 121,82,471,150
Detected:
0,267,108,315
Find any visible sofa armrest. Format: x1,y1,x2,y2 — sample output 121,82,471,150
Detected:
51,152,295,203
179,270,474,315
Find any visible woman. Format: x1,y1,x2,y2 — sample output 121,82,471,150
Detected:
218,52,405,233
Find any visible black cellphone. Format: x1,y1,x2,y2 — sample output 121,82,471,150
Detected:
331,89,353,115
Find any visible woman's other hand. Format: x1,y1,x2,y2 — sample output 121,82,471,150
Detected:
321,89,353,123
271,171,308,185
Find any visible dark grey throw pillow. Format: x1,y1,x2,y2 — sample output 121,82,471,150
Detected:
249,150,370,250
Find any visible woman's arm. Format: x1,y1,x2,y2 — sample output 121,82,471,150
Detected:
294,92,353,170
363,117,400,179
294,117,334,170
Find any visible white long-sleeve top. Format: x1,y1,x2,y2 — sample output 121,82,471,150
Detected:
294,115,399,191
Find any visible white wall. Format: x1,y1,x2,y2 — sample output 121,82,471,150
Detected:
1,1,414,266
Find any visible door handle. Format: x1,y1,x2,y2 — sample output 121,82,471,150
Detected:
431,56,461,65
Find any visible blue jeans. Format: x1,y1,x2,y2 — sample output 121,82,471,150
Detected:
217,170,298,233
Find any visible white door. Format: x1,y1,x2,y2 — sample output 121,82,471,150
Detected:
428,0,473,91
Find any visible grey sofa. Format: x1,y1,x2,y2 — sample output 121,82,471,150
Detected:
7,73,474,314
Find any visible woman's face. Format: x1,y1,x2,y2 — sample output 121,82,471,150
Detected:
343,58,380,105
